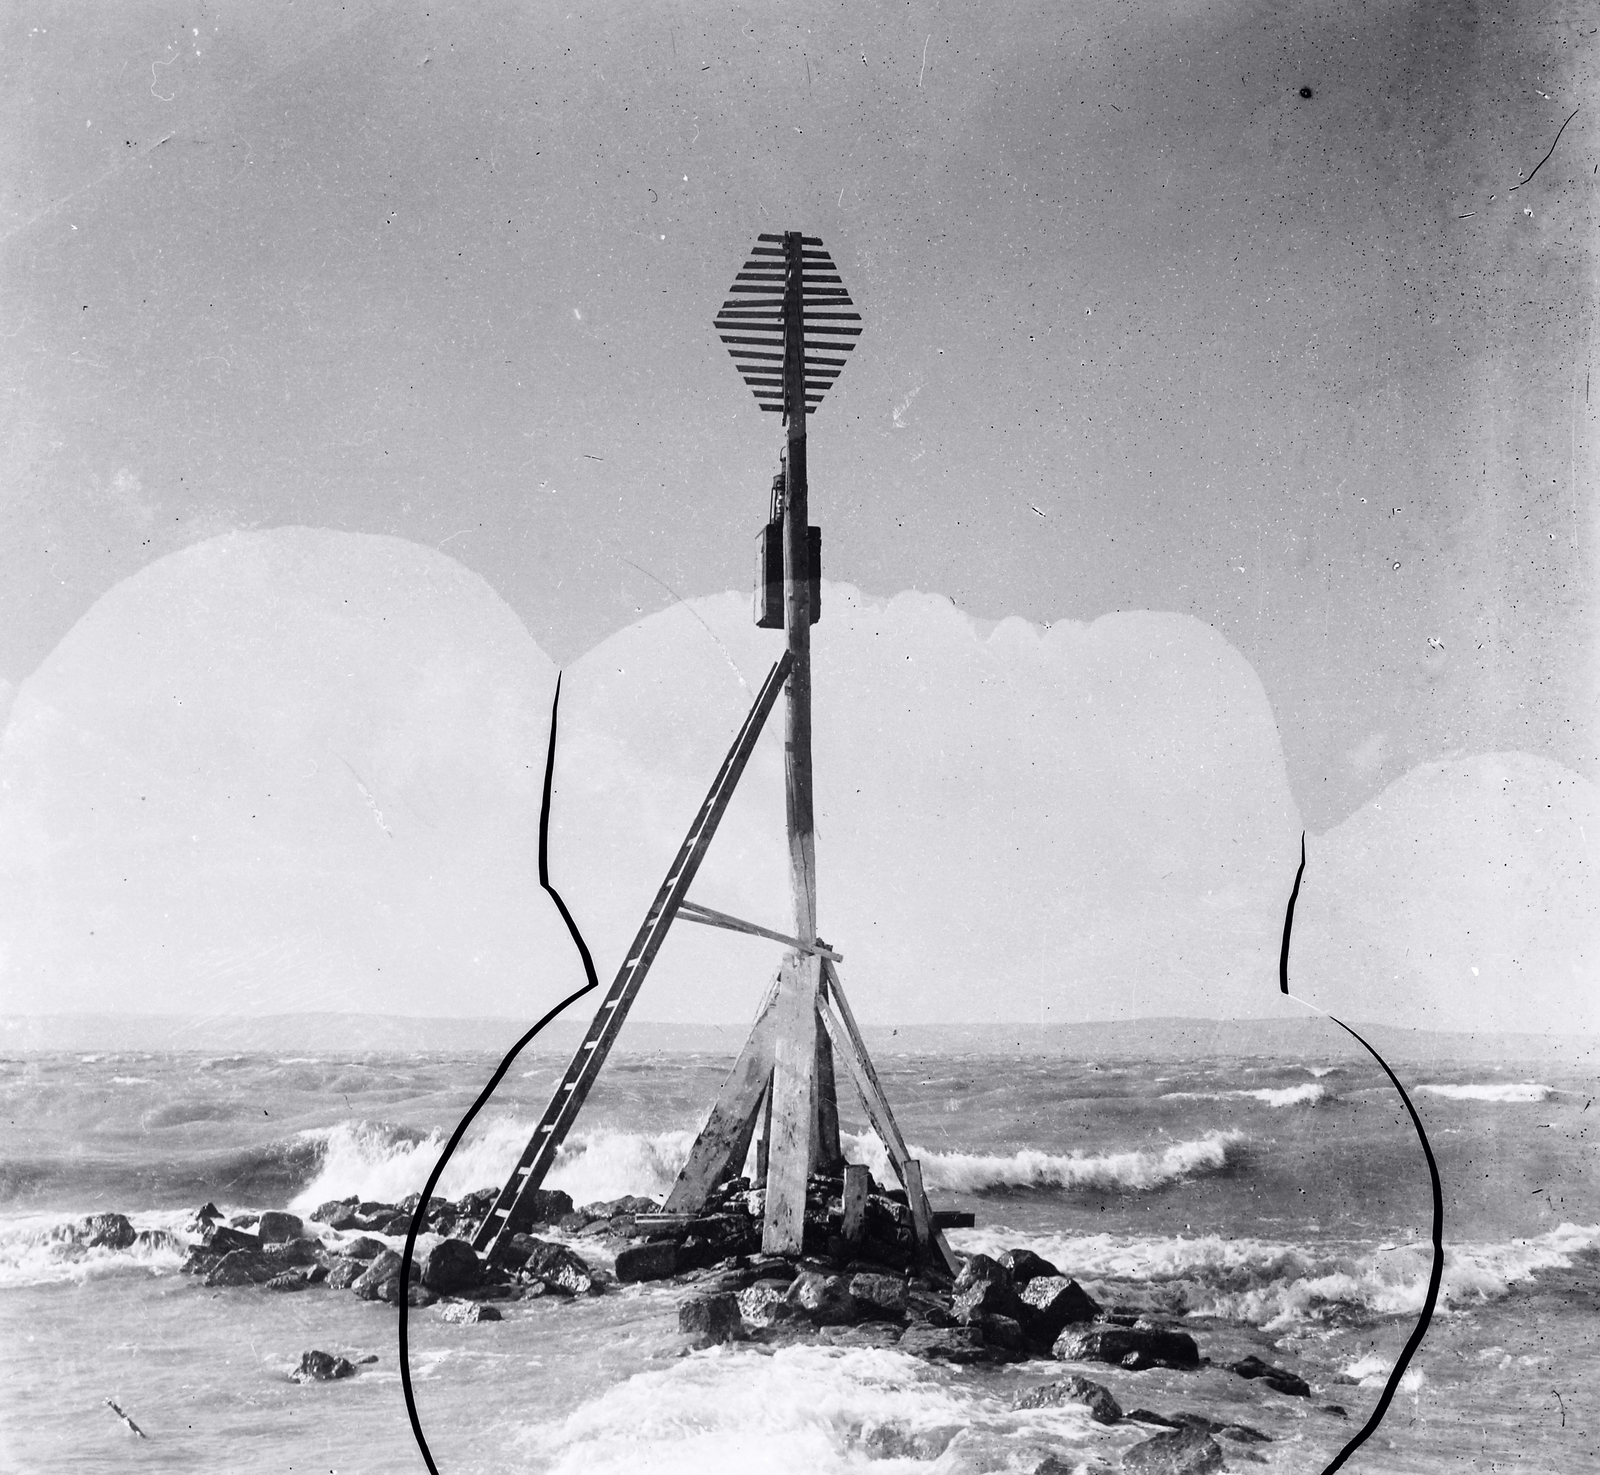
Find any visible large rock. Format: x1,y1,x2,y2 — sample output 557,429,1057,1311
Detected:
973,1312,1026,1351
351,1249,403,1301
897,1325,989,1364
1230,1355,1310,1398
1053,1326,1201,1371
848,1272,908,1318
81,1213,137,1250
290,1350,357,1383
339,1236,388,1261
786,1271,857,1326
519,1240,594,1295
679,1292,740,1343
310,1198,359,1225
257,1211,305,1244
1014,1375,1123,1424
1018,1276,1101,1346
999,1248,1061,1286
614,1241,679,1283
264,1236,324,1267
439,1300,502,1324
1121,1427,1224,1475
324,1258,365,1289
736,1282,795,1329
953,1253,1013,1297
202,1224,259,1256
418,1238,482,1294
203,1249,275,1287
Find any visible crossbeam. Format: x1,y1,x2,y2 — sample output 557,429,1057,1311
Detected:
677,899,843,961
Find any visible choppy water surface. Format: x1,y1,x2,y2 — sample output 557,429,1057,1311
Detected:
1,1044,1594,1473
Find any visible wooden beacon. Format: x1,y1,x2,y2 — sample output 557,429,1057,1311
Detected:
472,231,959,1272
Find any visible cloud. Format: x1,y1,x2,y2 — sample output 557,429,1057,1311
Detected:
1292,752,1599,1033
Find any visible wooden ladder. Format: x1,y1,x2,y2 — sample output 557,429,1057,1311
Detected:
472,652,794,1257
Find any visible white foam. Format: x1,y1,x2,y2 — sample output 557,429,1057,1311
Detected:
948,1222,1600,1332
1160,1084,1326,1107
0,1209,193,1289
286,1119,694,1214
843,1129,1246,1195
1418,1082,1553,1102
520,1342,1087,1475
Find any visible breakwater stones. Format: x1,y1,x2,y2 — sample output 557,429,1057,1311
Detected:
177,1187,607,1311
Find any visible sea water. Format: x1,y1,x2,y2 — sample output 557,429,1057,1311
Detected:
2,1043,1595,1474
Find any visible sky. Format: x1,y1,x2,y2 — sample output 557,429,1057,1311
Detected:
0,3,1595,1028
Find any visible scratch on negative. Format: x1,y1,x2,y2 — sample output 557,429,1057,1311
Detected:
151,55,177,102
919,36,930,88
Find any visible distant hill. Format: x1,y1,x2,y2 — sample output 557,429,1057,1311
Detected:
5,1012,1592,1066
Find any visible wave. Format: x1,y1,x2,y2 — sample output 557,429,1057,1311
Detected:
948,1222,1600,1331
521,1342,1000,1475
1160,1084,1327,1108
285,1119,695,1215
0,1210,193,1289
844,1129,1246,1195
1418,1082,1553,1102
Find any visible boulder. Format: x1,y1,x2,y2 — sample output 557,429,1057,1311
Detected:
1018,1276,1101,1346
264,1236,324,1267
351,1250,403,1301
786,1271,857,1326
999,1248,1062,1286
325,1258,365,1289
340,1236,388,1261
228,1213,259,1229
1053,1326,1200,1371
265,1270,310,1291
1014,1375,1123,1424
203,1250,276,1287
973,1312,1026,1351
953,1252,1013,1296
679,1292,740,1343
202,1224,259,1256
897,1325,989,1364
1121,1426,1223,1475
1162,1414,1271,1444
519,1240,594,1295
614,1241,679,1283
848,1272,908,1318
310,1198,359,1226
736,1282,794,1329
257,1211,305,1244
290,1350,357,1383
1229,1355,1310,1398
418,1237,482,1295
439,1300,502,1324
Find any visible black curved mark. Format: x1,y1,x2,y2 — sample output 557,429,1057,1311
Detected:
1279,831,1306,994
1278,836,1446,1475
397,673,601,1475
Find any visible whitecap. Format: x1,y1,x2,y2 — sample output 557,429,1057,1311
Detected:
1418,1082,1553,1102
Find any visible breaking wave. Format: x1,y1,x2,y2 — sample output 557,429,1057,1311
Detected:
285,1119,694,1215
0,1210,191,1289
1160,1084,1327,1108
1417,1082,1553,1103
948,1222,1600,1331
844,1129,1246,1195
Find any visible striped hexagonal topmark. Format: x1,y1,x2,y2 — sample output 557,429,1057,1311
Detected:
714,233,862,414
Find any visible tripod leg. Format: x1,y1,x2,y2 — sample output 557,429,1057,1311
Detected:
663,981,780,1214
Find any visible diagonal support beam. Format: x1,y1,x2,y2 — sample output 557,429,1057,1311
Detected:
663,976,782,1213
820,959,959,1274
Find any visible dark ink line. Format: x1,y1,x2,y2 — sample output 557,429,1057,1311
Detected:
397,673,601,1475
1279,831,1305,993
1507,107,1579,190
1317,1014,1445,1475
1278,837,1445,1474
